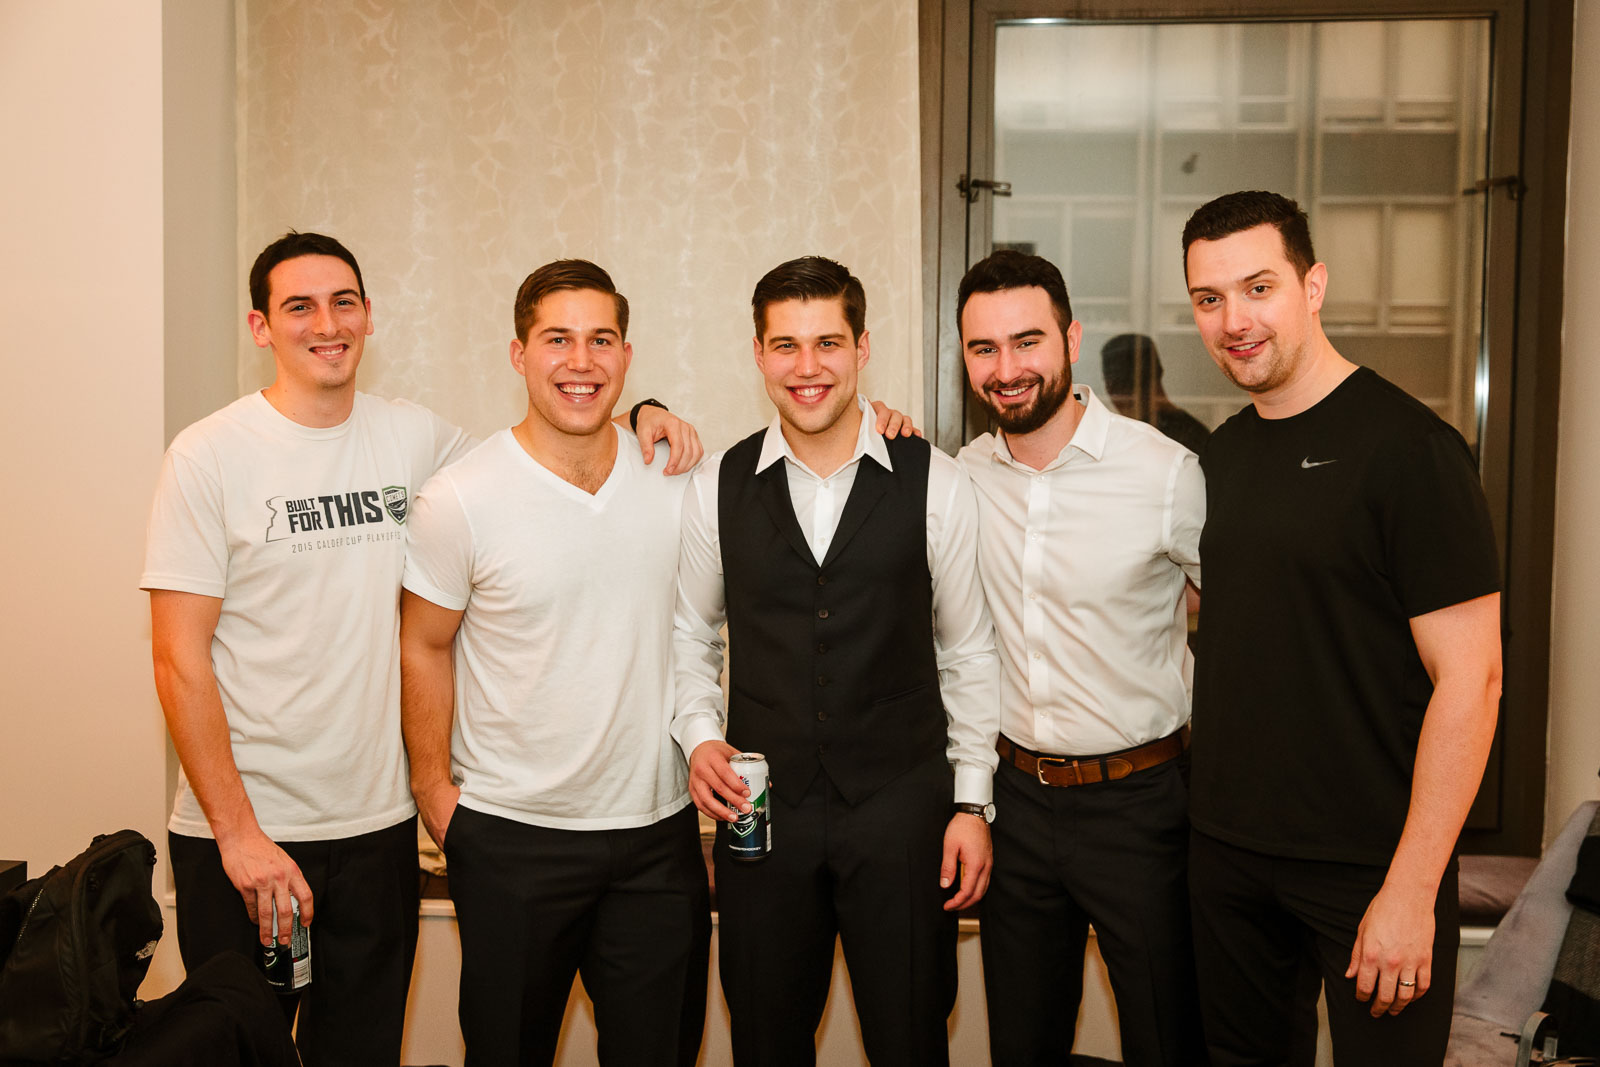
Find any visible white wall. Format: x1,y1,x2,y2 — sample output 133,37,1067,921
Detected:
1546,0,1600,840
0,1,176,992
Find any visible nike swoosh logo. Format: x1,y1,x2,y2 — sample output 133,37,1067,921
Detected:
1301,457,1337,469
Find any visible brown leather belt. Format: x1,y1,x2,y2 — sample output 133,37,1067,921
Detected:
997,724,1191,788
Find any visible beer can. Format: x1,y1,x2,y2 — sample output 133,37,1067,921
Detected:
259,895,313,994
727,752,772,862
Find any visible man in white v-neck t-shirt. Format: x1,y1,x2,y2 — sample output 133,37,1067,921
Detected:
400,260,709,1067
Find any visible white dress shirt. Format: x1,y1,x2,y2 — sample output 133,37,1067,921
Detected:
673,396,1001,805
957,385,1204,756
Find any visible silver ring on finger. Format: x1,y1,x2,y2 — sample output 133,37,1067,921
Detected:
1397,979,1416,988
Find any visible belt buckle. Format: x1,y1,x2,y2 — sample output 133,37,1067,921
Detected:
1034,756,1078,786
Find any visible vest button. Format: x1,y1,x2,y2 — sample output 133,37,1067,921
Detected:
817,574,828,586
817,642,828,654
817,608,830,619
816,675,828,687
817,710,829,721
817,744,828,755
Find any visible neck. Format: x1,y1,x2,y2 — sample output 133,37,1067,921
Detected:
1253,335,1357,420
782,400,864,478
512,414,618,494
1003,393,1086,471
261,381,356,428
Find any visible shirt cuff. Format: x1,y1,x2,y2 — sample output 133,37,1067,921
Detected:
673,710,727,762
952,762,994,807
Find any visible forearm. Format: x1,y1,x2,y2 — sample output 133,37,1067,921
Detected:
1385,670,1500,894
400,641,457,796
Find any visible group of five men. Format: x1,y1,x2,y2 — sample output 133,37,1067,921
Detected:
143,188,1502,1065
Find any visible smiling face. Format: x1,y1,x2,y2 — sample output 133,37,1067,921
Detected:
960,285,1081,437
754,296,869,444
1185,223,1327,401
510,287,632,440
247,254,373,395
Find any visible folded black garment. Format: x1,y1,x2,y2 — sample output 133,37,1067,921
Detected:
1568,809,1600,914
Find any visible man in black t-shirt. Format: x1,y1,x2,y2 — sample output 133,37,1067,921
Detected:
1181,190,1502,1064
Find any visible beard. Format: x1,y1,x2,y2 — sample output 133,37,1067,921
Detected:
983,366,1073,435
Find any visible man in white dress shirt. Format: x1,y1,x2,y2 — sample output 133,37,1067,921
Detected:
674,256,999,1065
955,250,1206,1065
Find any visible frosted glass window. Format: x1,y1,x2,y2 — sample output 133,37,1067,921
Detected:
1394,22,1457,102
987,16,1489,443
1156,25,1224,102
1390,208,1453,306
1318,22,1386,123
1317,205,1383,326
1238,23,1292,97
1069,210,1135,301
997,25,1147,129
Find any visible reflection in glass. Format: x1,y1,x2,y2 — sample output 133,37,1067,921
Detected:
990,19,1490,445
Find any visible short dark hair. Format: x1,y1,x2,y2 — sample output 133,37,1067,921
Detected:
956,250,1074,337
1100,333,1163,396
751,256,867,342
1181,190,1316,280
513,259,630,343
249,232,366,314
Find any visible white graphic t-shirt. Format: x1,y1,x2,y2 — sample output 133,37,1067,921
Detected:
142,391,474,840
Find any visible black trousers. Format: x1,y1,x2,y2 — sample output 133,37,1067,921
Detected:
714,753,957,1067
444,803,711,1067
980,754,1204,1066
1189,830,1459,1066
167,818,421,1067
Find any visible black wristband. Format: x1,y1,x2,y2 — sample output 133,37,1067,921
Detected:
953,802,995,824
630,397,667,432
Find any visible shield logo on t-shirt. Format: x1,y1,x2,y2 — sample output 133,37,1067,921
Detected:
382,485,408,525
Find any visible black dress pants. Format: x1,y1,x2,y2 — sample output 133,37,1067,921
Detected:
167,818,421,1067
713,753,958,1067
444,803,711,1067
980,754,1203,1066
1189,830,1459,1066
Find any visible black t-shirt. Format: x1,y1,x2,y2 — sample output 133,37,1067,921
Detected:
1191,367,1500,866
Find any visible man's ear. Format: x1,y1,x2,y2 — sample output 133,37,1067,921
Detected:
856,329,870,371
509,338,526,375
1304,262,1329,314
1065,320,1082,367
247,309,272,350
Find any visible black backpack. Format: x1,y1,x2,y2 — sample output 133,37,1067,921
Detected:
0,830,164,1063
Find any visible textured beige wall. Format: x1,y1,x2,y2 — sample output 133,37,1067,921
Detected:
239,0,925,451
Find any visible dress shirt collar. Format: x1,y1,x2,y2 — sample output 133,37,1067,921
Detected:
755,394,894,479
991,384,1110,472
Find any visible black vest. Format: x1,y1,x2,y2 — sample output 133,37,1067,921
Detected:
718,430,946,806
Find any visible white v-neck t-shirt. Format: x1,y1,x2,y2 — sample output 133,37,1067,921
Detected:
402,425,692,831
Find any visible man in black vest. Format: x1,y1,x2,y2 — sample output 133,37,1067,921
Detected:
672,256,1000,1065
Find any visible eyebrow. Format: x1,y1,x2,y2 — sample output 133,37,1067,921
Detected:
537,325,620,339
965,327,1045,350
1187,269,1277,296
766,331,848,345
277,288,361,311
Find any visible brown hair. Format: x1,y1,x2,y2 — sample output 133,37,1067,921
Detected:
751,256,866,341
513,259,629,343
